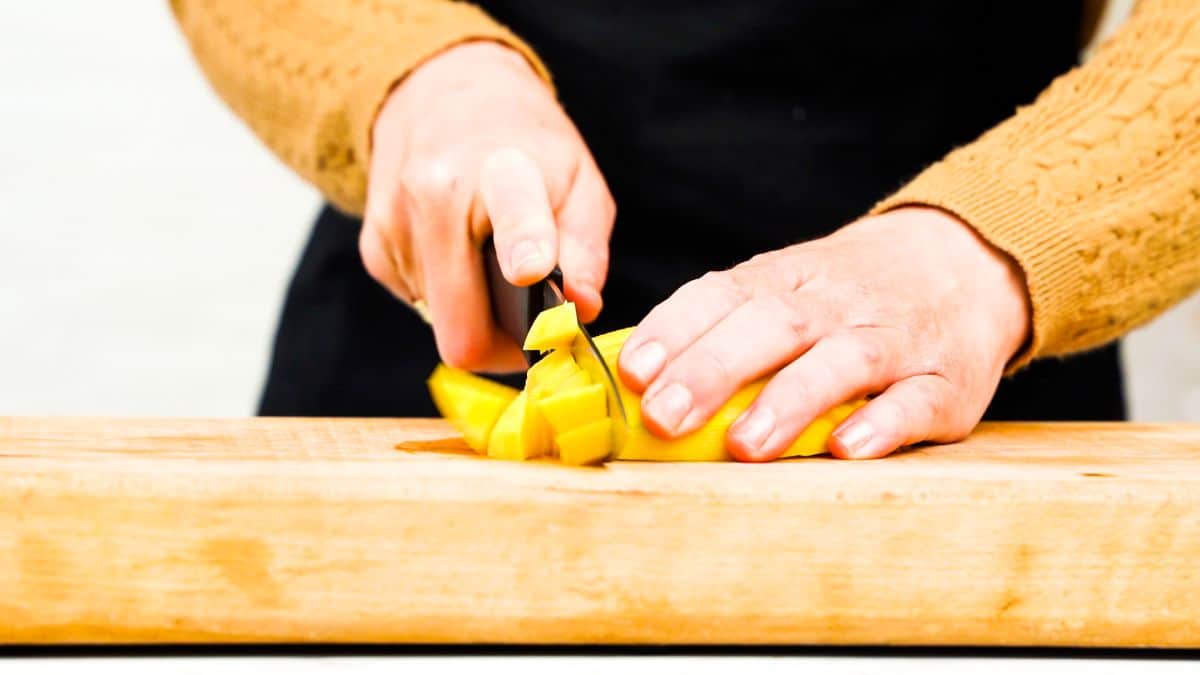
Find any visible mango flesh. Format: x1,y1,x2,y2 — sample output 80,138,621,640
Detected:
523,302,580,352
427,316,865,464
426,365,519,453
554,417,612,466
487,390,551,460
537,382,607,436
525,349,584,398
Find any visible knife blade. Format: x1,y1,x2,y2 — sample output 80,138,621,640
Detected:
483,238,627,458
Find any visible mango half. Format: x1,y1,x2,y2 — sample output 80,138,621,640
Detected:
428,303,863,465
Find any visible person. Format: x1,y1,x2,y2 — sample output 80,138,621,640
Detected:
172,1,1200,460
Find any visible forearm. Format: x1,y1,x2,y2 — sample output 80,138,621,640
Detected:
169,0,550,215
873,0,1200,366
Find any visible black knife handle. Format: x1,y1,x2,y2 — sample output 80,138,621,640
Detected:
482,237,562,365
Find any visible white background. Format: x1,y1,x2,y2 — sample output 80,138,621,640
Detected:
2,1,1197,672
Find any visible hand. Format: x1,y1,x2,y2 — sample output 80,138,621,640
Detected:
617,207,1031,460
361,41,615,371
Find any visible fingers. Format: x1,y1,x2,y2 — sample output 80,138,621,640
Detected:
726,328,901,462
637,292,822,438
480,148,558,286
415,201,526,372
828,373,965,460
358,221,415,304
364,141,609,373
618,271,749,392
556,156,615,323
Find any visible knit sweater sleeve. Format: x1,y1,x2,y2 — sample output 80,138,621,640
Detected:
872,0,1200,367
169,0,550,215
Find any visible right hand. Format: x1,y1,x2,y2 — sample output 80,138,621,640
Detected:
361,41,615,372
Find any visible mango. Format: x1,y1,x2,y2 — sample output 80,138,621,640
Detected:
429,315,865,464
537,382,607,436
525,349,584,398
554,417,612,466
426,365,519,453
523,302,580,352
586,328,863,461
487,390,551,461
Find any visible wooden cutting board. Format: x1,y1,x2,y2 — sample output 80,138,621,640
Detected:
2,416,1200,646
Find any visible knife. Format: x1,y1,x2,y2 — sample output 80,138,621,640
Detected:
483,238,627,457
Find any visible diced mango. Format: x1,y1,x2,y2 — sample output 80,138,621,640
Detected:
559,370,594,390
523,302,580,352
555,417,612,466
427,364,519,453
488,390,551,461
525,349,583,398
429,315,867,464
537,382,607,436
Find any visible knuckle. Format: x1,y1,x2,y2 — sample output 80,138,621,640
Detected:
690,344,734,389
920,388,946,422
726,265,762,296
853,333,885,368
702,269,751,303
364,185,408,234
911,378,949,422
364,202,394,233
697,270,727,288
358,232,391,283
763,294,811,344
402,156,461,199
602,193,617,227
484,146,533,173
744,251,775,268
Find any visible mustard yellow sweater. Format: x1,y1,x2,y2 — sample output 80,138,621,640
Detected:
171,0,1200,366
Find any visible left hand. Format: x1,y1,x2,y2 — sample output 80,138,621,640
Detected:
617,207,1031,461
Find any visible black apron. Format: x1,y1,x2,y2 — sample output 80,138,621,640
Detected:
260,1,1125,421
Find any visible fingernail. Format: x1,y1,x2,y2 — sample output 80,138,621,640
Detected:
731,406,776,457
833,421,875,459
509,240,547,278
624,341,666,384
644,383,693,433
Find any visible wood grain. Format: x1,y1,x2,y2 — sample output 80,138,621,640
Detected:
2,416,1200,646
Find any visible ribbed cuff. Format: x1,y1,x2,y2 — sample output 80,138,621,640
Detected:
871,155,1089,372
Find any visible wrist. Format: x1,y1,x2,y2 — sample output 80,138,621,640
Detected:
910,206,1032,361
414,40,538,84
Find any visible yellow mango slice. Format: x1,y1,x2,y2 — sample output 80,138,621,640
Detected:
559,370,594,390
537,382,607,436
555,417,612,466
428,317,865,462
487,390,551,461
427,364,519,453
525,349,583,398
523,302,580,352
523,349,587,454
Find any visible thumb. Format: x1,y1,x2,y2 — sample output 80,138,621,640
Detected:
479,148,558,286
